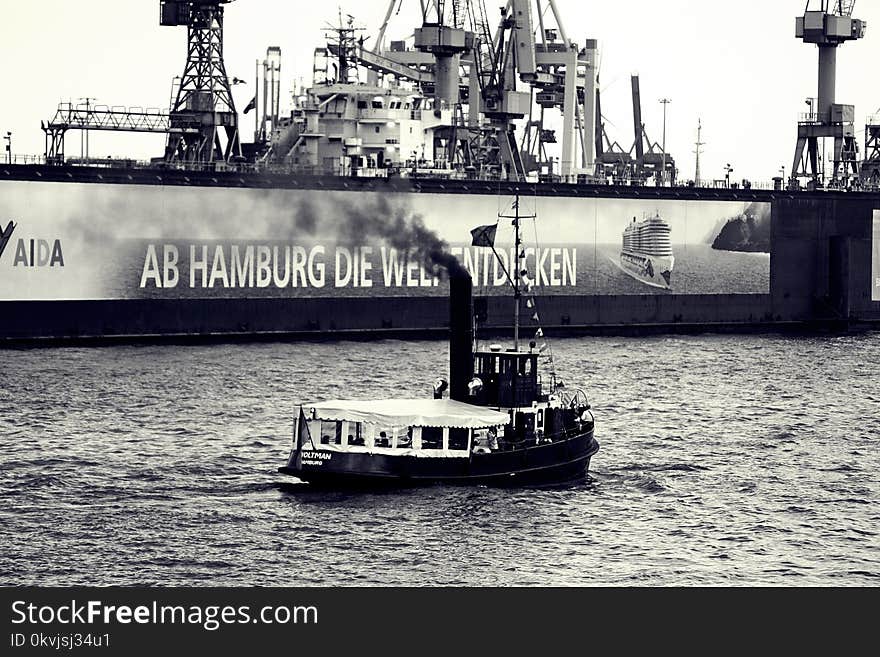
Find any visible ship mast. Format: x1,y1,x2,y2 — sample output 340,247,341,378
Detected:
494,193,535,352
513,195,522,351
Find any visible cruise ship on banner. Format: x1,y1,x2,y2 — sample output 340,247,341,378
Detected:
619,214,675,290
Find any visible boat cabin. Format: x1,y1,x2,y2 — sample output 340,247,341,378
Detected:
295,398,511,458
471,347,543,408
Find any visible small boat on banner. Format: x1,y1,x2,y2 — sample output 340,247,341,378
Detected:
279,195,599,486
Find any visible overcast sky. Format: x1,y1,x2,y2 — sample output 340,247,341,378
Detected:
1,0,877,182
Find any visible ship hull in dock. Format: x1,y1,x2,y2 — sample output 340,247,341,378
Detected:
279,434,599,488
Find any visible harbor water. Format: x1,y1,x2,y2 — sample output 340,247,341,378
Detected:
1,332,878,586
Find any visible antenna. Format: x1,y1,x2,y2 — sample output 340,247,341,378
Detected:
658,98,671,185
694,118,705,186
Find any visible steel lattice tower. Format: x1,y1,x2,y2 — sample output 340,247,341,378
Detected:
161,0,241,164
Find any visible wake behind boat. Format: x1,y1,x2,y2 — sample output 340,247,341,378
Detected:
279,196,599,487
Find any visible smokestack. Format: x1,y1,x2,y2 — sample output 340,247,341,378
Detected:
449,269,473,403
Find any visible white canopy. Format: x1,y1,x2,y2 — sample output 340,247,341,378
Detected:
304,398,509,429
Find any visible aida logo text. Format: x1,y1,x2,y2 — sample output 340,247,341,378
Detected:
0,223,65,268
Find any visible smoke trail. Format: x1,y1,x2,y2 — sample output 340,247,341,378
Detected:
284,193,466,278
52,185,467,276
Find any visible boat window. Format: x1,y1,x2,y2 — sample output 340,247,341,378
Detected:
472,426,500,451
422,426,443,450
305,419,322,448
448,428,469,450
347,422,365,447
319,420,342,445
375,428,393,448
395,427,414,449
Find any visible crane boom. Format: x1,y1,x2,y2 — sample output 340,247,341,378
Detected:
837,1,856,17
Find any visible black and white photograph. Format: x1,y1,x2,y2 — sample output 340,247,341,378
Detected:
1,0,879,648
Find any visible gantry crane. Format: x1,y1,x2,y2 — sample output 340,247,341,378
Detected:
42,0,243,165
791,0,866,187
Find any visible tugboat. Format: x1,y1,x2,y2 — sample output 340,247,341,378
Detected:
619,213,675,289
279,196,599,486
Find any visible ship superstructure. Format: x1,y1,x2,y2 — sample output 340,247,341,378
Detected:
620,214,675,289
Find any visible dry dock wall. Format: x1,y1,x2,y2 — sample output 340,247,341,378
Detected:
772,197,880,324
1,165,879,340
0,293,773,340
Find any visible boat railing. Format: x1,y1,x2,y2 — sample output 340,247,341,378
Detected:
3,154,48,165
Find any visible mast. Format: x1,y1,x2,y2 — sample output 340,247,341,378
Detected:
694,118,704,186
494,193,534,352
513,193,522,351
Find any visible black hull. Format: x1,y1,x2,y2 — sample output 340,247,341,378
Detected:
278,433,599,488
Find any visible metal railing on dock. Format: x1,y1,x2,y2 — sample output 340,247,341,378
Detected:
3,154,879,193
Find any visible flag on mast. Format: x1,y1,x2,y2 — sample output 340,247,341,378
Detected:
244,96,257,114
470,223,498,247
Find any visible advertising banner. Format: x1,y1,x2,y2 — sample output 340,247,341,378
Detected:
873,210,880,302
0,180,771,301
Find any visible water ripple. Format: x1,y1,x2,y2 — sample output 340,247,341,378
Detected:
1,333,879,586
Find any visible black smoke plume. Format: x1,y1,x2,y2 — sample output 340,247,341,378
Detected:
287,193,467,278
59,186,468,277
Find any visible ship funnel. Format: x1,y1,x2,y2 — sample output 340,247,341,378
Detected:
449,269,474,402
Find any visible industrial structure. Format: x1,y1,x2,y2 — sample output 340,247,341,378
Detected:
31,0,876,191
863,112,880,184
792,0,866,188
160,0,241,163
592,75,676,185
35,0,675,183
3,0,880,343
253,0,607,181
42,0,244,166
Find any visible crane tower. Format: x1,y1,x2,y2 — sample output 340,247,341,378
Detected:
160,0,241,164
791,0,866,187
